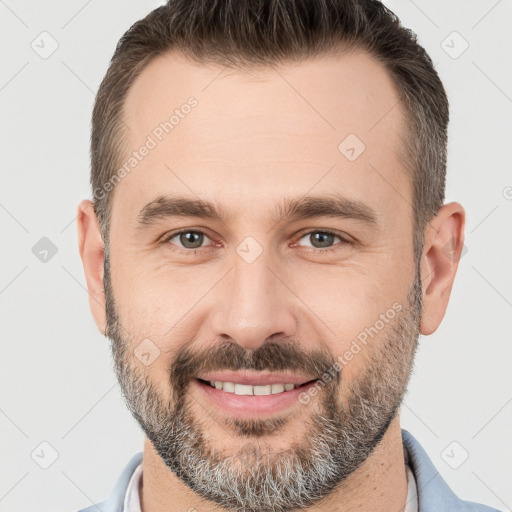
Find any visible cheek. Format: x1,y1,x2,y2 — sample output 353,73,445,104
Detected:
109,251,193,328
298,262,390,324
109,264,211,382
298,265,406,375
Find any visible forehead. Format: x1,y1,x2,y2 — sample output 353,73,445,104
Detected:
116,48,410,230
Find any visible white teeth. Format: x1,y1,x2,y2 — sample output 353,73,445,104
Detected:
234,384,253,395
223,382,235,393
253,385,272,396
210,381,298,395
271,383,285,394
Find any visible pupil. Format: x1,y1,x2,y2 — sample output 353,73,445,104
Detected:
181,231,203,248
312,232,333,248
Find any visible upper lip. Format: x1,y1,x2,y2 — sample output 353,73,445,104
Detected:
197,371,317,386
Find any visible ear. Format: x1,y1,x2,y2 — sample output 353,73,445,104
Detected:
77,199,107,335
419,201,466,336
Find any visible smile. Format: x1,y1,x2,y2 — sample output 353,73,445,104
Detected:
197,379,315,396
192,373,320,417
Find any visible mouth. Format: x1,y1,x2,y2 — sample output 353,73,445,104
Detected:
196,378,317,396
192,373,320,417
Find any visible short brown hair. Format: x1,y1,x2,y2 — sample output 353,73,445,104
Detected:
91,0,448,263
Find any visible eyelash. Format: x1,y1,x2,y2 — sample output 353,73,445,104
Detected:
161,228,352,256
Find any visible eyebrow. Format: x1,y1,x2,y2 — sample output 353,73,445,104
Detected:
136,193,380,230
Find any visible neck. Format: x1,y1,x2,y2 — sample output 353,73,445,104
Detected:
140,417,408,512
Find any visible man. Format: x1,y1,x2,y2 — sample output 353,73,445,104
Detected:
76,0,499,511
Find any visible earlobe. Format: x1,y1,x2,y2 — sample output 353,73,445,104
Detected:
419,202,466,336
77,199,107,334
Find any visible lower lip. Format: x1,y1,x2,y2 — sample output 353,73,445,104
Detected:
192,379,318,417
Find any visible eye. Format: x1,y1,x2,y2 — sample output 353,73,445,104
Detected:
161,228,351,255
294,229,350,252
164,229,212,250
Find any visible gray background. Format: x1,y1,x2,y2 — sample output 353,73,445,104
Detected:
1,1,511,511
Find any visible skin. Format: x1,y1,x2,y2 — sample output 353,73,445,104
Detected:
77,47,465,511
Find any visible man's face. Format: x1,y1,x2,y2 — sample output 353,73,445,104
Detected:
104,48,422,511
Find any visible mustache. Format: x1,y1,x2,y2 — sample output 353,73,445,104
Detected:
170,340,340,392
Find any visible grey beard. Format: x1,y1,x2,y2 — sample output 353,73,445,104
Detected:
105,259,422,512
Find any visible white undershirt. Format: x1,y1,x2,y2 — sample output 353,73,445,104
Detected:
404,462,419,512
123,462,143,512
123,461,418,512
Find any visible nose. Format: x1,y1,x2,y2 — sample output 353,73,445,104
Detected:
210,252,298,351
